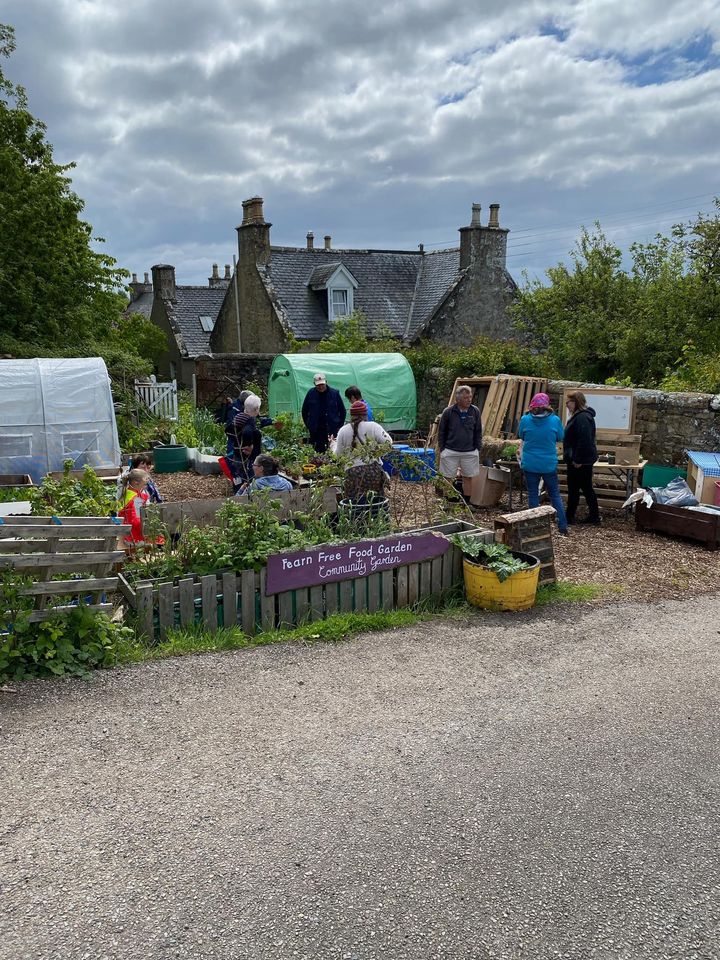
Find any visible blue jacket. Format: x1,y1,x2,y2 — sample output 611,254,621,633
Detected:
519,412,564,474
302,386,346,438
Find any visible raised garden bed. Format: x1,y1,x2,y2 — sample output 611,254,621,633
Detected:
636,500,720,550
118,520,493,641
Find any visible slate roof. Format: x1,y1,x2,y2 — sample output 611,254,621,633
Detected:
262,247,462,341
167,286,228,357
124,291,153,320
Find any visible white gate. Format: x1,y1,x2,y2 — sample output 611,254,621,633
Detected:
134,377,178,421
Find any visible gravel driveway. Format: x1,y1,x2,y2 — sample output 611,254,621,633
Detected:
2,596,720,960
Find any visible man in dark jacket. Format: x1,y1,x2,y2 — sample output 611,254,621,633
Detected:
302,373,346,453
563,391,600,524
438,385,482,489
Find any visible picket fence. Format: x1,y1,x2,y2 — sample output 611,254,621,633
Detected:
134,377,178,421
118,521,493,641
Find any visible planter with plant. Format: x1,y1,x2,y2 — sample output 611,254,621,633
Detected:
449,533,540,611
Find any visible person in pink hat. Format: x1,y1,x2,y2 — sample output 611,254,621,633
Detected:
517,392,569,535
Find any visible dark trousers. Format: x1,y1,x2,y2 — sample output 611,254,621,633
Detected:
566,463,599,521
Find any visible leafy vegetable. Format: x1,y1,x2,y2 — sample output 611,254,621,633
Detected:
449,534,532,582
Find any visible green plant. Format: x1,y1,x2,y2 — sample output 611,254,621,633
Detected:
534,582,617,605
0,571,133,680
27,460,116,516
174,401,226,454
449,535,531,582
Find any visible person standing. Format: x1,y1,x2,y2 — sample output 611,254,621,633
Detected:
334,400,393,501
225,394,263,491
517,392,568,535
223,390,251,457
437,385,482,494
344,385,374,421
564,390,600,525
302,373,346,453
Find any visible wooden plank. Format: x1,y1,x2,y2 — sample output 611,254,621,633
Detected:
441,550,453,593
295,586,310,624
367,574,381,612
325,581,340,616
158,581,175,641
2,516,123,526
480,379,500,432
381,570,394,611
20,576,118,596
260,569,275,631
452,545,463,583
430,557,443,598
407,563,419,606
339,579,353,613
201,575,218,633
241,569,256,636
277,590,294,629
178,578,195,628
309,584,324,622
0,551,125,569
222,572,237,628
396,566,409,608
0,538,116,555
0,523,127,537
136,584,154,641
353,577,368,612
27,603,114,623
420,560,432,599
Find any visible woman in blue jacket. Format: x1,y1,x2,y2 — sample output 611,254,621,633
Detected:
518,392,569,535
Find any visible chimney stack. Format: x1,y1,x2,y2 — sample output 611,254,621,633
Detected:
131,272,138,283
324,235,332,251
307,231,314,250
151,264,176,301
224,264,231,280
418,243,424,254
471,203,482,226
129,269,152,301
212,263,219,279
241,196,265,225
144,272,149,283
209,262,226,288
488,203,500,228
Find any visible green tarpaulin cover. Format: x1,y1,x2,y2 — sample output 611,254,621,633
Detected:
268,353,416,431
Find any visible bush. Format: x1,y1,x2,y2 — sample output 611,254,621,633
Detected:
27,460,116,516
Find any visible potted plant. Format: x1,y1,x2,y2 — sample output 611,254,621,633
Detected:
449,533,540,611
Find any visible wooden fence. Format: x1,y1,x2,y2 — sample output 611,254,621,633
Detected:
118,521,493,641
134,377,178,421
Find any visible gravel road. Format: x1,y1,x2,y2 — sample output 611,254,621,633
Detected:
2,595,720,960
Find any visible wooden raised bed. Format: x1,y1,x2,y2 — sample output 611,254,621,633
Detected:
118,520,493,641
635,501,720,550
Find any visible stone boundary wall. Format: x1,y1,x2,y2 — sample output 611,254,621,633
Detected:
195,354,275,407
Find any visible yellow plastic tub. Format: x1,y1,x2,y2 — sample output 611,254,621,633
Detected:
463,551,540,611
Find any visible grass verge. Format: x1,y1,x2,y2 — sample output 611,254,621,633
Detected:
535,581,620,606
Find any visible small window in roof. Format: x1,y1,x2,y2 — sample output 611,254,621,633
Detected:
199,315,215,332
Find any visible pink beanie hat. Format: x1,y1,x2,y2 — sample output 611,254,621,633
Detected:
529,392,551,409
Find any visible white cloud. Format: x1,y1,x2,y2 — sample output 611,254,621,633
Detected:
3,0,720,282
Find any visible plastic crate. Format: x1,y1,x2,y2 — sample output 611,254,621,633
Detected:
641,464,686,488
399,447,436,482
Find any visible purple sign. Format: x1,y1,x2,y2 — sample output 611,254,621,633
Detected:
265,531,450,595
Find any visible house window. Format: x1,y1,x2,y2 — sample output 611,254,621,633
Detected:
331,288,350,319
199,315,215,332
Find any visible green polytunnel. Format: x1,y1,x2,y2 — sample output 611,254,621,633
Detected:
268,353,416,431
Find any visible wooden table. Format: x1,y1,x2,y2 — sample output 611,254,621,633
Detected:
499,459,648,515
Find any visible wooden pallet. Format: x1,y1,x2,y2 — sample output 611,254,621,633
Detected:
0,516,129,622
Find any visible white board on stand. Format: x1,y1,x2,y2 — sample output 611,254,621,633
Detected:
562,388,635,435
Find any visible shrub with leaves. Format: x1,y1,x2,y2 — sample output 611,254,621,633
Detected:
28,460,116,516
449,535,531,582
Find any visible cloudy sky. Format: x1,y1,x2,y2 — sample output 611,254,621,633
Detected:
4,0,720,286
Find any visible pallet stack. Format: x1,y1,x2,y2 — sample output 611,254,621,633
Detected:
481,375,549,439
556,434,644,510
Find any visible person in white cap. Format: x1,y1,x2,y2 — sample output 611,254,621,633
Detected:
302,372,346,452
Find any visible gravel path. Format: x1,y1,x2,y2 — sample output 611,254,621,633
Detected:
2,596,720,959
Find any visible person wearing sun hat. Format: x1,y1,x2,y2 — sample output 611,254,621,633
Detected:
301,372,346,453
517,392,569,535
334,399,393,501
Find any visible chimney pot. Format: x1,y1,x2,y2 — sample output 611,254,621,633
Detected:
241,196,265,225
324,235,332,251
144,272,149,283
488,203,500,228
131,272,138,283
212,263,219,279
224,264,231,279
471,203,482,226
418,243,424,254
307,231,314,250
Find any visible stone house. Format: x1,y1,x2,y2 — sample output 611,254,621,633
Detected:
132,196,517,389
210,197,517,355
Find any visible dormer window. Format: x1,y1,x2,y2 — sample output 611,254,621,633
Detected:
307,262,358,320
331,288,350,318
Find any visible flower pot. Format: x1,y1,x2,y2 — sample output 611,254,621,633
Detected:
463,550,540,611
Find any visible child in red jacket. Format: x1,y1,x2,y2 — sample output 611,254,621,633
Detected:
118,469,151,546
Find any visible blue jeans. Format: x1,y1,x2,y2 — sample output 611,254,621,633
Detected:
524,470,568,532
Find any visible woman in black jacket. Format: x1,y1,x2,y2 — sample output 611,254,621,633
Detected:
564,391,600,525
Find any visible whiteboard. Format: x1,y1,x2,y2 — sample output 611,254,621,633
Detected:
562,389,635,434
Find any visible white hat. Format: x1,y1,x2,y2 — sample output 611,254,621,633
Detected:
313,372,327,385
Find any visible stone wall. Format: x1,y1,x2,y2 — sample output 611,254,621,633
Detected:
195,354,276,408
416,370,720,465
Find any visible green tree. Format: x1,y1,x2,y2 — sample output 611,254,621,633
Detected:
0,24,156,375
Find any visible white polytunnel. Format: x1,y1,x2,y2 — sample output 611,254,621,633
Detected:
0,357,121,483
